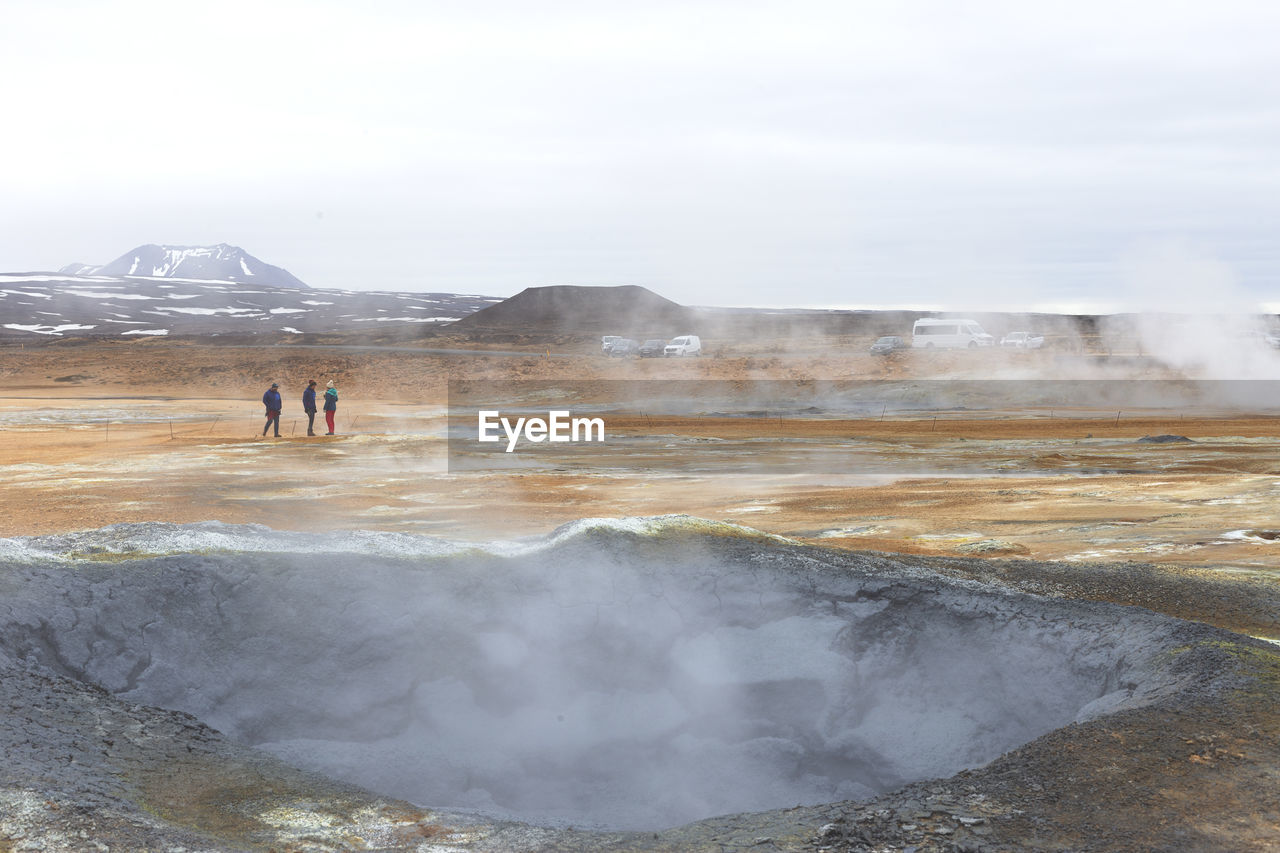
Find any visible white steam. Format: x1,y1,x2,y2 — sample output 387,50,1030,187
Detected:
1112,243,1280,379
0,521,1196,831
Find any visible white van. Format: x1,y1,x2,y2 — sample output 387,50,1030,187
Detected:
911,318,995,349
664,335,702,357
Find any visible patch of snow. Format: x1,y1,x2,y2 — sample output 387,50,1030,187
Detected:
145,306,262,316
280,327,303,334
63,291,154,300
1222,530,1279,543
240,258,254,276
121,329,170,336
2,323,97,335
1,289,52,298
269,307,308,314
125,276,241,286
128,256,140,275
352,316,461,323
301,300,334,306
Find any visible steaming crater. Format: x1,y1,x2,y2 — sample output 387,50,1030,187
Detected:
0,518,1206,830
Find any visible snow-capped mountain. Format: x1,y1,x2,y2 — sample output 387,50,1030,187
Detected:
61,243,309,290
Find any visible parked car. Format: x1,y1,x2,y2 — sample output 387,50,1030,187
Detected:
607,338,639,357
911,318,995,349
601,335,622,354
664,335,702,357
1266,330,1280,349
638,339,667,358
869,335,909,355
1000,331,1045,349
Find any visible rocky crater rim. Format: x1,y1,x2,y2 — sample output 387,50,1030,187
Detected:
0,520,1255,834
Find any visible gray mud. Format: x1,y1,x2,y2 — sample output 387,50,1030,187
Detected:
0,518,1275,851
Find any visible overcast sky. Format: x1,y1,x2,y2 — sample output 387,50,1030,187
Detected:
2,0,1279,310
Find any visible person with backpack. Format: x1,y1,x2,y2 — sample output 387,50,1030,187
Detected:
323,380,338,435
262,382,282,437
302,379,318,436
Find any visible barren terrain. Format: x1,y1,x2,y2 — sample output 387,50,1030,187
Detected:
2,337,1279,852
2,341,1277,599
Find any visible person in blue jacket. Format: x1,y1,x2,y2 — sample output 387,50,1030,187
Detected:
262,382,282,437
323,380,338,435
302,379,318,436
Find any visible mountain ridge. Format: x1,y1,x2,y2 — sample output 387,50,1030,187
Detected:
61,243,310,289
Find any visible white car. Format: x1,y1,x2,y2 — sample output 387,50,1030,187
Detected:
912,318,995,349
601,335,623,354
664,335,702,357
1001,331,1045,349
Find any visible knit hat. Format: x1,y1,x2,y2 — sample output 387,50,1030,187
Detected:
326,381,335,389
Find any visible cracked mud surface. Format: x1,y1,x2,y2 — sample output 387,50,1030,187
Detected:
3,525,1279,852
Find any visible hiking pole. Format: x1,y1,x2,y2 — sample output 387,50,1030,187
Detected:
350,415,360,431
208,415,219,434
169,418,174,439
291,420,297,436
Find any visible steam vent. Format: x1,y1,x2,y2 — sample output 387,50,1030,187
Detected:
1,517,1277,850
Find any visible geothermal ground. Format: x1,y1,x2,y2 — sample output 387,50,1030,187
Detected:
2,338,1279,852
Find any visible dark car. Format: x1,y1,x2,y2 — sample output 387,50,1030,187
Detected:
869,335,908,355
607,338,639,357
638,339,667,357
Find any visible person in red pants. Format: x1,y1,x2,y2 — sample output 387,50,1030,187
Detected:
323,380,338,435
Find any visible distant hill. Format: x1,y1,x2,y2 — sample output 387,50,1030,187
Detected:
61,243,310,289
447,284,1120,344
452,285,695,333
0,271,500,339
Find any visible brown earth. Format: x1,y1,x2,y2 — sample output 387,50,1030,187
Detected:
1,338,1279,852
1,341,1277,621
